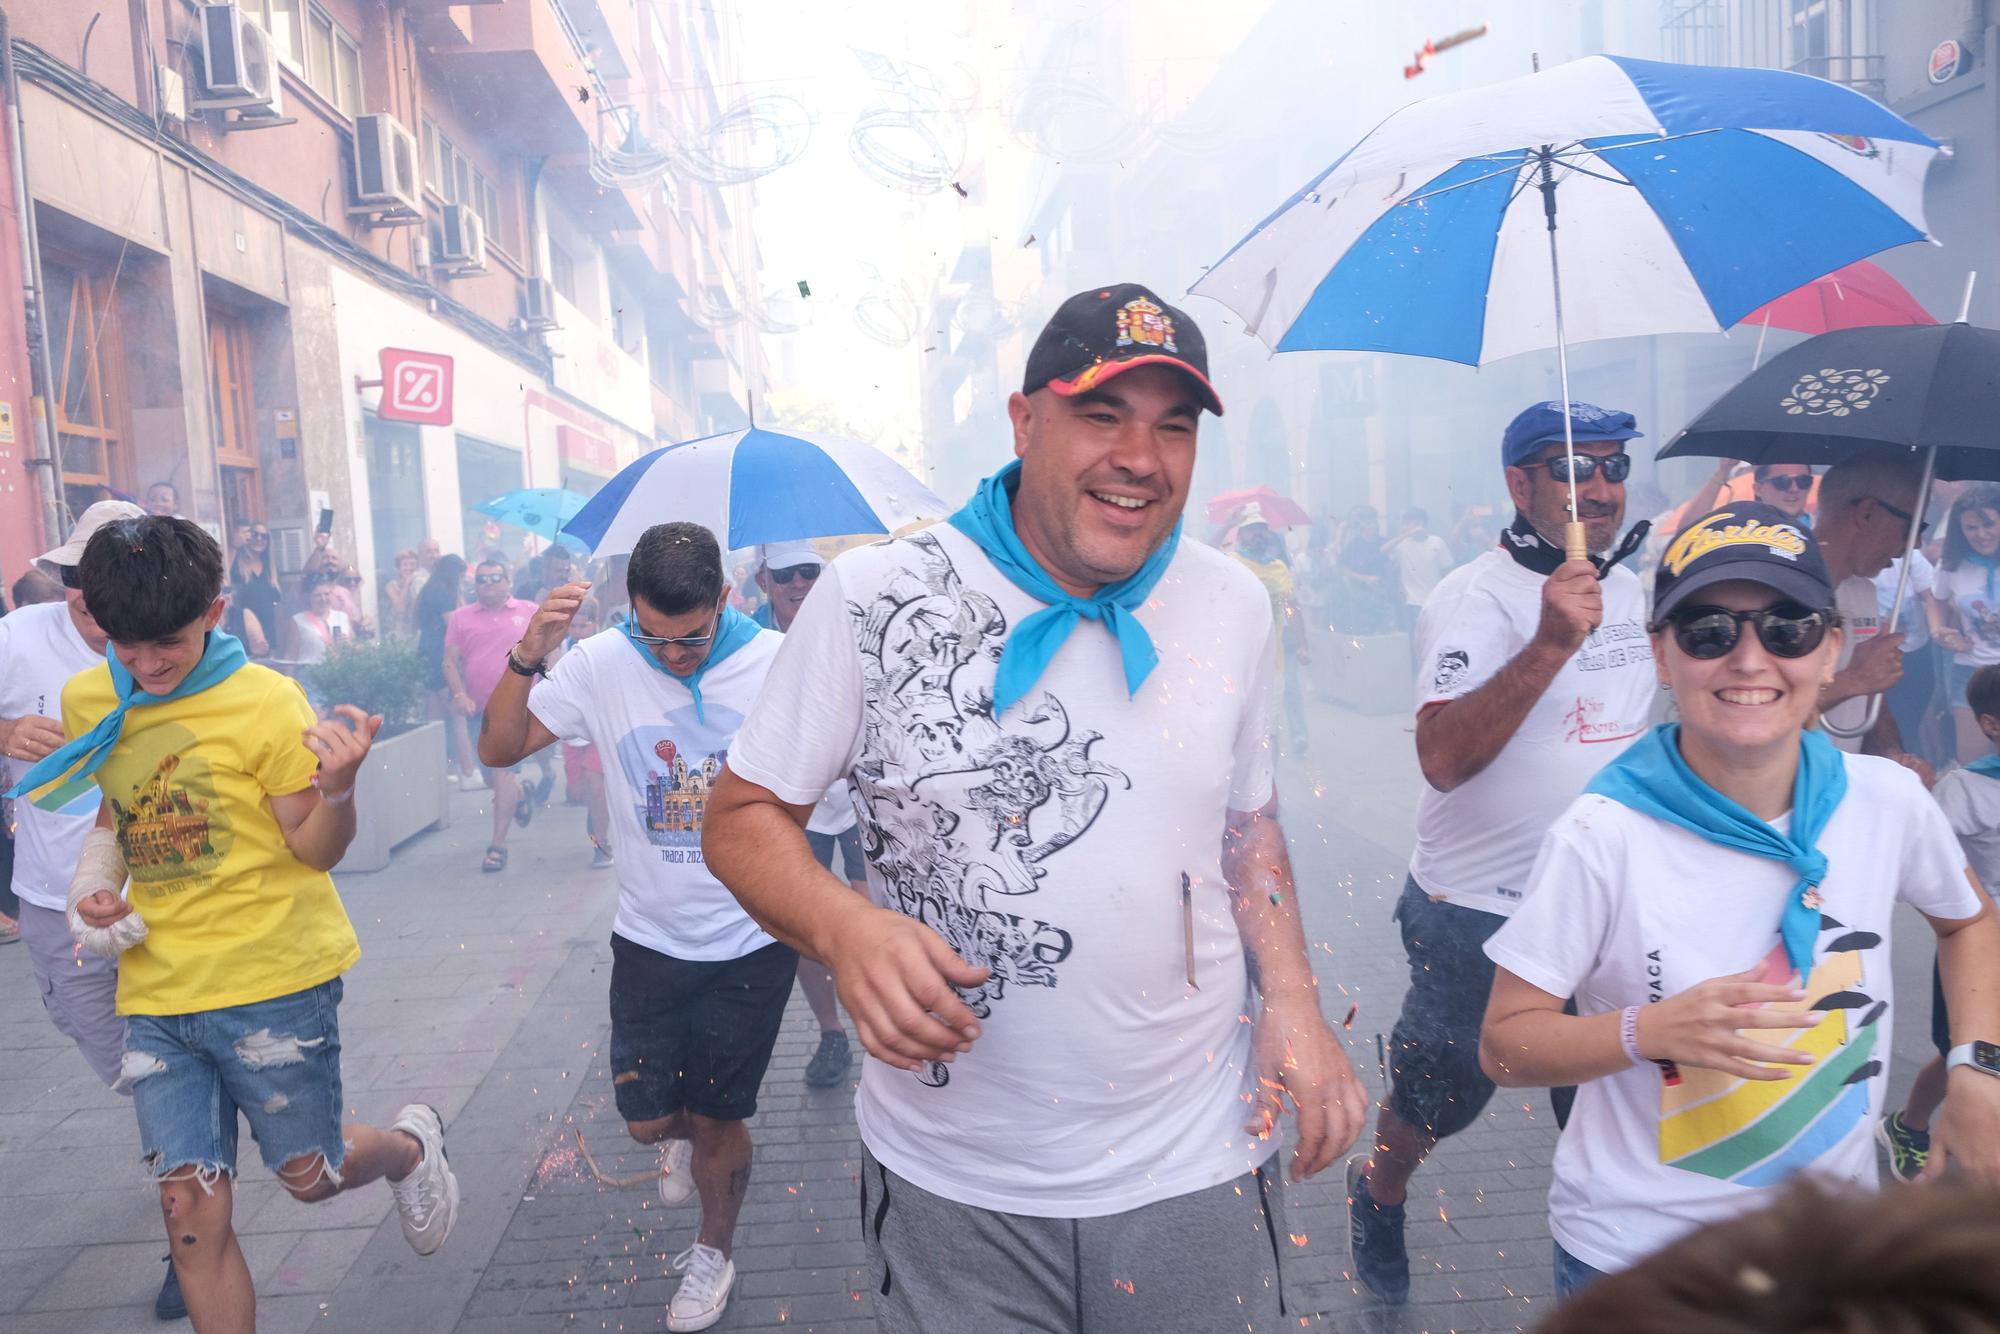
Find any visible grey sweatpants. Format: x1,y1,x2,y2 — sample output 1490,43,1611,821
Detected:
861,1148,1290,1333
19,902,124,1089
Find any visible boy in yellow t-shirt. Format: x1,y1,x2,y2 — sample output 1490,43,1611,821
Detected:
48,517,459,1330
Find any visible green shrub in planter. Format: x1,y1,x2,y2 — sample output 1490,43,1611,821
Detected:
299,637,428,736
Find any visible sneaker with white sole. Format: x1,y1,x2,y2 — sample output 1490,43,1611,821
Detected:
388,1103,460,1256
658,1137,696,1207
667,1242,735,1331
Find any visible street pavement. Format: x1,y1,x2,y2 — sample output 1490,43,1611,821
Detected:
0,692,1946,1332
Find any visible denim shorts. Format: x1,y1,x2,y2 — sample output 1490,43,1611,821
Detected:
1386,877,1505,1140
122,979,347,1185
807,825,865,882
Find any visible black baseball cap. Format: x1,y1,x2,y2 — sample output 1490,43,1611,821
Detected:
1653,502,1835,623
1022,283,1225,415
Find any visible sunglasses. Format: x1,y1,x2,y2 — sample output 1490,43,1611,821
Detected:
624,612,717,649
250,529,269,541
474,572,509,585
1523,451,1632,484
1658,603,1832,660
1877,499,1932,542
770,564,821,586
57,563,81,590
1761,474,1812,493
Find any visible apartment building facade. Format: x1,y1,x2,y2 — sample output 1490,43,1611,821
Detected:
0,0,757,603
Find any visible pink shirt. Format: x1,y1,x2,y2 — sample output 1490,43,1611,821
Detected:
445,598,537,705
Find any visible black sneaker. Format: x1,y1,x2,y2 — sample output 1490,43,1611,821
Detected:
1346,1155,1410,1304
155,1256,186,1321
804,1030,852,1088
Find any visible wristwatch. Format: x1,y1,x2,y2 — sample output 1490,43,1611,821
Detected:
1945,1041,2000,1080
506,645,548,679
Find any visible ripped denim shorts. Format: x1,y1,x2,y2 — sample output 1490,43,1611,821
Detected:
122,978,346,1189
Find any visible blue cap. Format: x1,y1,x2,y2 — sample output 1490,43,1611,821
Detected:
1501,401,1643,468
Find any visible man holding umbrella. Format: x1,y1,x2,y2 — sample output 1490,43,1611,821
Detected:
1348,401,1658,1304
704,283,1365,1332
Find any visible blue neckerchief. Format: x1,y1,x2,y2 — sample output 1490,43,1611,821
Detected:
7,631,249,810
948,459,1180,717
1966,755,2000,780
1587,723,1847,981
622,606,761,723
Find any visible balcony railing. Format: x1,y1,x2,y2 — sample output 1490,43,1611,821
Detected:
1788,53,1885,100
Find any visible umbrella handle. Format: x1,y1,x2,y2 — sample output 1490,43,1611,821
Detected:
1564,521,1589,563
1819,694,1882,740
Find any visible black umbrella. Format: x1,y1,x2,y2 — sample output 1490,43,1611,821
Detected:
1658,321,2000,480
1657,318,2000,737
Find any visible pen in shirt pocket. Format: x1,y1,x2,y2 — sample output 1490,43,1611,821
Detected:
1182,871,1198,991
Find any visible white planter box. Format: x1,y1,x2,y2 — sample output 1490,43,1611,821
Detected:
337,720,450,873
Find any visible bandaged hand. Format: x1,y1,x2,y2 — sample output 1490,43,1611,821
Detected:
67,826,146,958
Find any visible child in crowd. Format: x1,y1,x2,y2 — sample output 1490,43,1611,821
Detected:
1879,662,2000,1180
6,517,459,1332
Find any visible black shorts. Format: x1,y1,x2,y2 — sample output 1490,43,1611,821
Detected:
607,934,797,1123
1933,957,1952,1060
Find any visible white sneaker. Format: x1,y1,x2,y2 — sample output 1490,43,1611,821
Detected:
388,1103,460,1256
657,1137,696,1207
667,1243,735,1331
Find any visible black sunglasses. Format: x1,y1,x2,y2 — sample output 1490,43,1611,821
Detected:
474,572,509,585
1875,499,1931,541
770,564,821,586
1761,474,1812,493
1523,451,1632,484
1656,603,1833,660
249,529,269,541
57,563,81,589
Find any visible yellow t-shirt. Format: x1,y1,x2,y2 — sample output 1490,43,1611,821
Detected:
62,663,361,1016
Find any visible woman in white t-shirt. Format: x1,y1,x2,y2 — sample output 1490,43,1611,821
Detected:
292,579,352,665
1478,503,2000,1301
1926,483,2000,760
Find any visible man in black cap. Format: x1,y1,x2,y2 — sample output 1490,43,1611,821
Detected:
705,284,1365,1333
1347,401,1659,1304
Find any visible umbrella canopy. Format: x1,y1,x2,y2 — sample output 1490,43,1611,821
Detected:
1658,322,2000,481
473,488,589,540
561,427,949,557
1205,486,1311,529
1738,260,1935,335
1192,55,1937,367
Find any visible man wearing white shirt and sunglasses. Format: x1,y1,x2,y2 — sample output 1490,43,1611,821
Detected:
477,522,796,1331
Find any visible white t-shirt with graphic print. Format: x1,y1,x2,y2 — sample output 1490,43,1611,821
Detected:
528,629,782,962
1410,550,1656,917
729,525,1281,1218
1486,757,1980,1274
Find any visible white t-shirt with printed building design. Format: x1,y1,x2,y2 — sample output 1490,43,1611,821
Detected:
1411,550,1655,917
1485,757,1980,1274
728,525,1281,1218
527,629,782,962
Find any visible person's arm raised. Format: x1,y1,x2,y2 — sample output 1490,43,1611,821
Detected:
1416,558,1600,792
476,583,584,768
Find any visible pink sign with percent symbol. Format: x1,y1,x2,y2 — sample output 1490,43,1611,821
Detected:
375,347,455,426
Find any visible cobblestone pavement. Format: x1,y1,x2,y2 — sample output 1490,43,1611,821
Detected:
0,696,1942,1332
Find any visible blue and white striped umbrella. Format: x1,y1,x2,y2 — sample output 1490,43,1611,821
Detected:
561,427,948,556
1192,55,1938,367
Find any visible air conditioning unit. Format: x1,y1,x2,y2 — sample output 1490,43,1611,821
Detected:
438,203,487,272
350,114,422,218
194,4,279,112
522,277,559,332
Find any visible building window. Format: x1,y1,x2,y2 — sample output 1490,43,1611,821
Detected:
549,240,577,304
423,117,513,252
208,308,265,540
249,0,360,116
43,258,129,520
